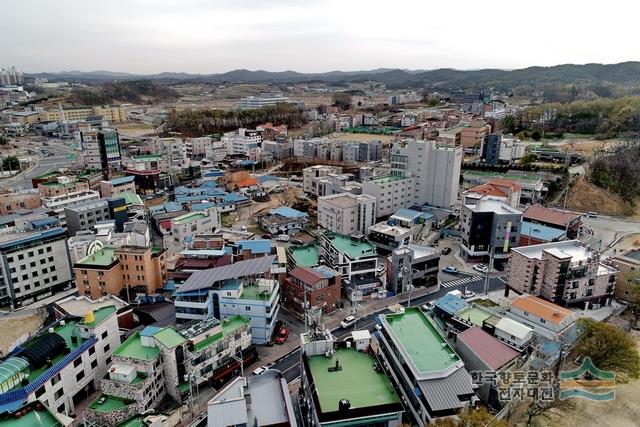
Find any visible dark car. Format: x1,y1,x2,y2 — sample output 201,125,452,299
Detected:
291,239,304,245
262,233,273,239
441,247,452,255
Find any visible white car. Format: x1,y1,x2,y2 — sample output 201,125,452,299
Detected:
473,264,489,273
421,302,433,311
462,290,476,299
252,366,268,376
340,315,356,328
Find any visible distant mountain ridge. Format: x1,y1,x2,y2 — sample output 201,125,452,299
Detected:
25,62,640,93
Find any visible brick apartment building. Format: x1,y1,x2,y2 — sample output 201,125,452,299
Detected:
284,266,341,319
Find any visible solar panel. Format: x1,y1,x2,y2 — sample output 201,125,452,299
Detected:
178,255,276,292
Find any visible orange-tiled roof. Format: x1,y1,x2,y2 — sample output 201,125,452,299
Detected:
487,179,523,192
237,178,258,187
511,295,573,324
466,183,508,198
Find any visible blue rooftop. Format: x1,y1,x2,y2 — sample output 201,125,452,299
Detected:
258,175,281,184
191,202,217,211
109,176,135,186
269,206,307,219
521,221,565,242
392,208,433,224
164,202,183,212
434,293,469,316
221,193,249,203
313,265,336,278
141,326,162,337
237,240,271,255
28,217,59,229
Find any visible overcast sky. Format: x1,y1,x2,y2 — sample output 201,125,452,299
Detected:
3,0,638,74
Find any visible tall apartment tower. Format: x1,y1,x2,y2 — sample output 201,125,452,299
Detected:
391,139,463,208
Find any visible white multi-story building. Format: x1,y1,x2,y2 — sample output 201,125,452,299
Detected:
185,136,212,157
391,139,462,208
317,193,376,235
302,165,342,195
205,139,228,162
0,305,120,417
223,128,263,156
362,175,415,218
163,208,221,255
0,227,73,308
239,92,289,109
41,189,101,226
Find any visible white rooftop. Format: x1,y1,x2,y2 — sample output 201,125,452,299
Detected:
513,240,594,262
464,197,521,215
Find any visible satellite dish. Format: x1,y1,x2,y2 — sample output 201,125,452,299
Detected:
87,240,105,256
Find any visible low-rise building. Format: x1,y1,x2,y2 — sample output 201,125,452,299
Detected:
99,176,136,198
287,243,319,269
460,197,522,264
507,295,576,340
462,170,544,205
609,249,640,303
368,208,432,252
259,206,308,235
0,306,119,417
73,245,167,301
174,256,280,344
0,228,73,308
519,221,566,246
319,232,380,300
222,128,262,156
64,198,111,236
507,240,617,307
284,266,341,319
41,189,101,226
302,165,342,195
163,208,221,254
0,191,42,216
462,179,522,210
376,307,476,424
387,244,440,293
317,193,376,235
522,205,582,239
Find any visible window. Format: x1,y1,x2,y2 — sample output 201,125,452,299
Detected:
57,404,65,414
106,356,112,365
101,331,108,339
38,248,44,255
30,262,36,268
245,306,251,311
54,388,64,400
28,251,34,257
46,246,52,253
89,346,95,356
73,357,82,367
76,371,85,381
18,254,24,260
104,344,110,352
35,386,45,398
90,359,98,369
51,373,61,385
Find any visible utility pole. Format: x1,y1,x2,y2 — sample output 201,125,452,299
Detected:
483,246,494,295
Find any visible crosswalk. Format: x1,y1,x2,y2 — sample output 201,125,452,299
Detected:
441,275,482,288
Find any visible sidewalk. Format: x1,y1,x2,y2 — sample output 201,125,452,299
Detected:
255,283,440,368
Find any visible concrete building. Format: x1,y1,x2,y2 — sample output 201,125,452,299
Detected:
207,371,298,427
462,170,544,205
163,209,221,254
376,307,476,424
311,173,362,198
362,175,415,218
259,206,308,236
64,199,111,236
319,232,381,300
507,295,576,339
522,205,583,239
302,165,342,195
460,122,491,149
390,139,463,208
481,133,501,165
239,92,289,109
0,305,120,417
262,140,293,161
317,193,376,235
387,244,440,294
38,176,90,197
507,240,617,307
460,197,522,263
99,176,136,198
174,256,281,344
368,208,433,252
41,189,101,226
204,139,228,162
284,266,341,319
0,228,73,308
87,316,252,426
342,140,381,163
222,128,263,156
73,245,167,301
609,249,640,303
300,329,403,427
462,179,522,210
41,105,126,122
0,191,42,216
77,128,122,177
498,135,527,163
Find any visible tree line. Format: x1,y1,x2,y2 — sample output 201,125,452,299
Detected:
589,140,640,201
69,80,178,105
165,103,307,137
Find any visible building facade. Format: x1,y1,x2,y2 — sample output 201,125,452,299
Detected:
317,193,376,235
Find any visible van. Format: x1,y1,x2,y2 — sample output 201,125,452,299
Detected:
276,234,290,242
585,211,598,218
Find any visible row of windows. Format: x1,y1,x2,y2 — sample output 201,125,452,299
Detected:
7,246,52,262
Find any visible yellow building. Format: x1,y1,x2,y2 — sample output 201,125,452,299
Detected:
39,105,126,122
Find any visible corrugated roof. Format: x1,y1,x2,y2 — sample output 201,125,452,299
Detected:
510,295,573,324
178,255,276,292
237,239,271,254
269,206,307,218
523,205,581,228
521,221,565,241
434,294,469,316
457,327,519,370
495,317,533,339
108,176,135,186
289,266,326,285
0,357,29,385
418,367,474,411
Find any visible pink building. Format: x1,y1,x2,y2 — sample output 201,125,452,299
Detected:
506,240,617,307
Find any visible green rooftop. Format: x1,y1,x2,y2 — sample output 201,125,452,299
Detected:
307,347,399,412
384,307,459,373
173,212,207,225
89,394,135,413
192,315,249,353
133,154,162,161
118,191,143,206
323,232,377,259
288,244,319,267
118,415,147,427
113,332,161,361
81,305,117,328
153,327,187,349
76,246,117,267
240,285,273,301
464,170,540,181
455,306,493,327
34,171,60,180
0,406,62,427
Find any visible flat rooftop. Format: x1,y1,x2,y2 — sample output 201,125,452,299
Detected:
320,193,357,208
307,347,399,412
384,307,459,373
173,212,207,225
455,306,493,327
89,394,135,413
0,405,62,427
323,232,377,259
192,316,249,352
288,244,319,267
464,197,521,215
75,246,117,267
369,175,410,184
113,332,160,361
512,239,593,261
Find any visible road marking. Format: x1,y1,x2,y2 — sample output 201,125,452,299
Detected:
441,276,482,288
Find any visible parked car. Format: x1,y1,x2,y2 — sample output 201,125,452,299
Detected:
291,238,304,245
377,265,386,273
462,290,476,299
276,234,290,242
421,302,433,311
441,247,452,255
275,327,289,344
442,266,458,274
585,211,598,218
340,315,356,328
262,233,273,239
252,366,268,376
473,264,489,273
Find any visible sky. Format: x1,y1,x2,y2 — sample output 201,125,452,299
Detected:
3,0,639,74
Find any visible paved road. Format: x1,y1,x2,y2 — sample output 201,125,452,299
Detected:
3,141,76,189
267,276,505,384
